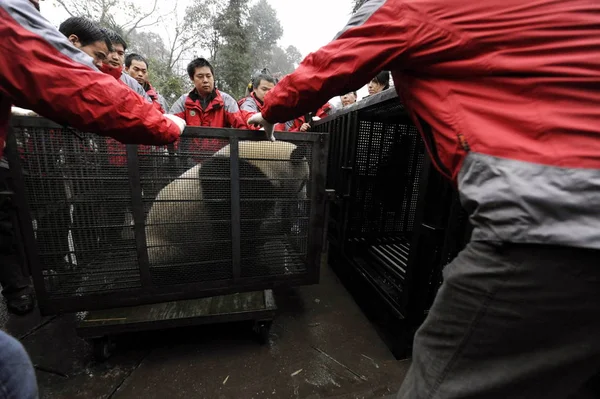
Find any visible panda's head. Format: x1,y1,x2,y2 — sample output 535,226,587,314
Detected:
198,141,310,219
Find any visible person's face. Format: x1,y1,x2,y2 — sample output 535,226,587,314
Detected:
341,93,357,106
253,79,275,102
126,59,148,86
68,35,108,69
368,79,385,95
192,66,215,96
107,43,125,68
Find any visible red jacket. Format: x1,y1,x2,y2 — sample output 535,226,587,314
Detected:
0,0,180,158
262,0,600,250
97,63,157,166
170,89,247,161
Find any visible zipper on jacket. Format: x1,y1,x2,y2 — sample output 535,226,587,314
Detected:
457,133,470,152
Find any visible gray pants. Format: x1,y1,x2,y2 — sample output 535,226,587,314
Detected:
398,241,600,399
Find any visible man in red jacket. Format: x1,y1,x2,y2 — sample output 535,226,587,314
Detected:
170,58,247,164
238,73,289,133
1,0,188,292
249,0,600,397
0,0,186,156
100,29,153,103
125,53,170,113
239,73,276,114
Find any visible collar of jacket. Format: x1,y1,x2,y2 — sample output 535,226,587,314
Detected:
145,82,158,99
251,92,264,108
187,89,222,112
99,63,123,80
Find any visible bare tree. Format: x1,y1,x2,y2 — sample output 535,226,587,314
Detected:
185,0,226,62
53,0,164,39
162,10,199,71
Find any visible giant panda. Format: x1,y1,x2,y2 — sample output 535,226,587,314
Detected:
144,140,310,284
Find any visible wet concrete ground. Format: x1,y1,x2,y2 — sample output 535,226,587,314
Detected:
1,259,409,399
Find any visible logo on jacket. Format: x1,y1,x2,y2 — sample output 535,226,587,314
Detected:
190,111,196,116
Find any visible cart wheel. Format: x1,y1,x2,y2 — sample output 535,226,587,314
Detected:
253,321,272,345
92,337,113,362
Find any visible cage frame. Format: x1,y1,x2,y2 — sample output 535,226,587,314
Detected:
7,116,329,315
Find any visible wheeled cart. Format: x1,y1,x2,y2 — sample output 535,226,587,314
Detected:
76,289,277,361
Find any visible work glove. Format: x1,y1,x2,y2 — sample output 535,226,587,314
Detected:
164,114,186,136
247,113,275,142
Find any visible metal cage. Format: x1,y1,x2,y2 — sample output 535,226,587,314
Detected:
6,116,329,315
314,90,471,325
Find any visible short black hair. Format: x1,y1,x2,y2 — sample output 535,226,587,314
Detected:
125,53,148,69
187,58,214,79
252,74,276,89
58,17,112,50
102,28,127,51
372,71,390,90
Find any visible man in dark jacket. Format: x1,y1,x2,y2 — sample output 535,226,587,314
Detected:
248,0,600,397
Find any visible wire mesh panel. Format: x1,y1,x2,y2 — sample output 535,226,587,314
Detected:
315,90,471,323
233,141,312,278
11,124,141,299
142,137,233,286
351,119,424,239
7,117,327,314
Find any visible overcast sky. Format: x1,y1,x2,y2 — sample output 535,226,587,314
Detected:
39,0,368,101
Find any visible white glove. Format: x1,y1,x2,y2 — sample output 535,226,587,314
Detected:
164,114,186,136
247,112,275,142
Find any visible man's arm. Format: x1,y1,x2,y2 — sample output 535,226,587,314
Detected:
222,93,249,129
239,97,263,131
261,0,416,123
0,0,181,146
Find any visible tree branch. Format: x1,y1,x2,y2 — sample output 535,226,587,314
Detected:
124,0,161,37
53,0,78,18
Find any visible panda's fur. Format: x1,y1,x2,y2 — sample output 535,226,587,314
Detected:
144,140,310,278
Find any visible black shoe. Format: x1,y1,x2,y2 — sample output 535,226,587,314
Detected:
6,293,35,315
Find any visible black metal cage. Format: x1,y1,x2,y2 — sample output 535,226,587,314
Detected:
6,116,328,315
314,90,471,328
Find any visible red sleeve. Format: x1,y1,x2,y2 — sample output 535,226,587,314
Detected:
0,0,179,146
240,109,266,131
261,0,415,123
227,110,249,129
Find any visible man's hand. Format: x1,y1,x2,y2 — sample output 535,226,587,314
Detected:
299,123,311,132
247,112,275,142
164,114,186,136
